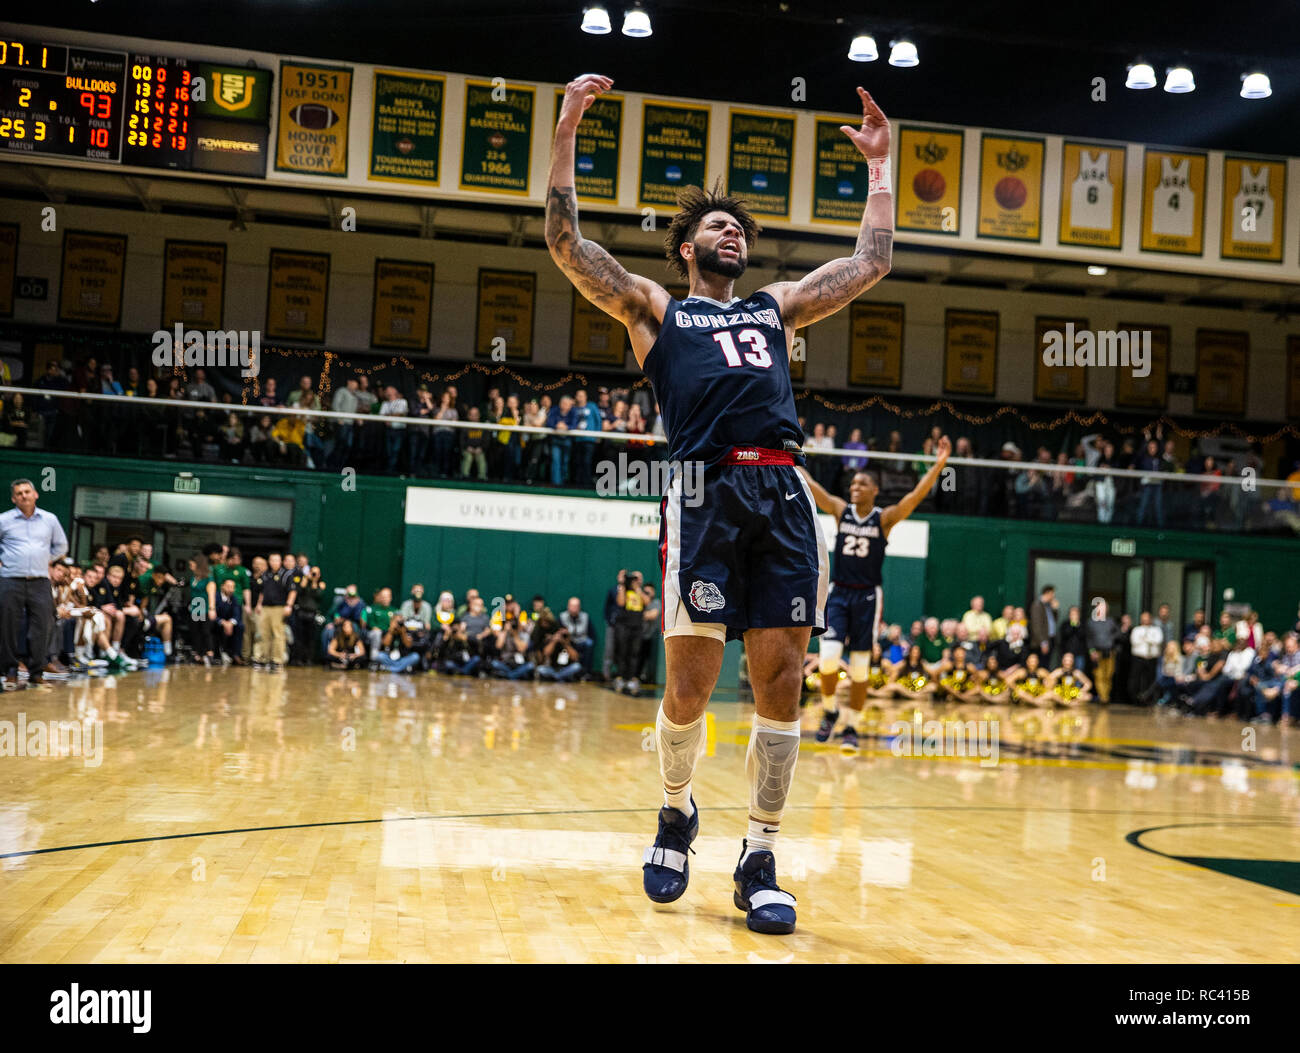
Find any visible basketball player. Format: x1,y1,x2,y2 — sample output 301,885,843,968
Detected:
798,438,950,751
546,74,895,934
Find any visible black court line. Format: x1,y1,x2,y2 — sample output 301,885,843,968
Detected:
1,805,1293,862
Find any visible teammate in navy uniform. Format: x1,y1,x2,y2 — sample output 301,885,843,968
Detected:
546,74,895,935
799,438,950,751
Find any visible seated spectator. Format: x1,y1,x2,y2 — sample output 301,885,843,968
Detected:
363,587,402,660
372,614,428,674
1,392,31,449
135,559,176,660
1252,633,1299,726
460,407,489,481
214,578,244,664
1187,638,1227,715
537,626,583,682
270,415,307,467
400,584,434,626
219,413,245,463
327,618,367,669
84,563,139,669
994,622,1031,674
918,617,949,663
490,616,536,680
560,596,594,673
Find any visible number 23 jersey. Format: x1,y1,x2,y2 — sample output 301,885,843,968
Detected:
833,505,886,586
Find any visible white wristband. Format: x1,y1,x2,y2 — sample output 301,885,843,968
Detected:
868,155,892,197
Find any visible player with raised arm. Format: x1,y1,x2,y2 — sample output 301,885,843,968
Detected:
798,436,951,751
546,73,894,935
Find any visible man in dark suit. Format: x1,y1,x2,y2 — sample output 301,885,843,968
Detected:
1029,584,1058,666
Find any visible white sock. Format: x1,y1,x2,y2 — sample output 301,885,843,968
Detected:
743,713,801,862
106,645,119,660
656,705,705,818
163,640,172,655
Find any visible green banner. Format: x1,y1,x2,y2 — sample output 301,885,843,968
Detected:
194,64,272,122
727,109,794,218
370,71,445,184
639,101,709,207
460,81,534,195
812,118,869,224
555,90,621,202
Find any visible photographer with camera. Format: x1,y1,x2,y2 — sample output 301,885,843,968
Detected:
612,569,647,695
490,608,536,680
538,623,584,682
290,560,327,665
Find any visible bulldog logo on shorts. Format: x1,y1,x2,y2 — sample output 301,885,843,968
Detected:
688,580,725,613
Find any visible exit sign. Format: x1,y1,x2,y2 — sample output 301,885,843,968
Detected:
174,475,201,494
1111,538,1136,557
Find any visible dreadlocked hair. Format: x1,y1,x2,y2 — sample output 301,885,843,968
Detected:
663,177,761,279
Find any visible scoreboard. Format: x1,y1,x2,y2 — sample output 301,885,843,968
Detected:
0,36,270,175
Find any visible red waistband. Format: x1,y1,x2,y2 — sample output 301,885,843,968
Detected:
720,446,795,466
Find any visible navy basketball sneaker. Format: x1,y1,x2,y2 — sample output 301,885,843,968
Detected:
815,708,838,743
733,841,797,934
642,799,698,903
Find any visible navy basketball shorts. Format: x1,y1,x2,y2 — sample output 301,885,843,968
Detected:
658,448,828,643
823,583,882,653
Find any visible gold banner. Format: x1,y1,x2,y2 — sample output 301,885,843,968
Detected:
371,259,434,351
570,288,626,365
276,62,353,177
1194,329,1248,415
59,231,127,326
848,303,904,388
161,240,226,331
1059,142,1125,249
789,326,807,383
1034,317,1089,403
475,269,535,360
0,223,16,318
1141,149,1206,255
978,135,1044,241
1114,324,1169,410
265,250,330,342
896,126,962,235
1221,157,1285,262
944,309,998,395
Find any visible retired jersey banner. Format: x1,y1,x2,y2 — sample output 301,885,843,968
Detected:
944,309,998,396
1140,149,1206,255
161,240,226,331
265,250,330,342
978,135,1044,242
370,71,445,185
639,101,709,208
812,118,868,224
461,81,534,195
1221,157,1285,262
275,62,352,177
847,303,904,388
726,108,794,219
570,288,627,366
1034,317,1089,403
371,259,433,351
58,231,127,327
0,223,16,318
556,90,621,202
1059,142,1125,249
475,269,535,361
896,126,962,235
1195,330,1248,415
1287,336,1300,420
1115,324,1169,410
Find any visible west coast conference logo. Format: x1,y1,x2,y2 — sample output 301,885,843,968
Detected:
689,580,725,613
212,71,258,113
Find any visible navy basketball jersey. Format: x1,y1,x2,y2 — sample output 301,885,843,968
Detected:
641,290,803,466
832,506,885,586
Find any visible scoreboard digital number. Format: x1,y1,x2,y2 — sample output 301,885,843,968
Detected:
123,55,192,169
0,39,126,161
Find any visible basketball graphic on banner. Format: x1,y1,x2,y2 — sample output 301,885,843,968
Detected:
995,176,1027,210
913,168,946,203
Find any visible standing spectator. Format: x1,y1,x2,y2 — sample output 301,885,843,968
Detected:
570,389,603,487
1058,605,1088,671
253,553,295,670
285,375,315,408
290,560,326,665
960,595,993,639
219,412,245,463
34,360,70,450
330,377,361,469
1112,613,1135,703
296,390,326,469
602,568,624,681
1029,585,1058,664
498,394,524,482
1086,598,1120,702
548,395,576,487
1129,611,1163,703
0,480,68,689
354,375,381,470
408,385,437,477
1155,602,1177,646
639,583,662,686
612,570,646,694
1134,438,1165,527
523,398,551,482
433,389,459,478
379,384,409,474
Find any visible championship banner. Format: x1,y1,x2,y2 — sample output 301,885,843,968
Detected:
370,71,445,185
1288,336,1300,420
847,303,904,388
1058,142,1125,249
1194,329,1248,415
789,326,806,384
811,117,868,224
555,90,621,202
978,134,1044,241
371,259,434,351
1140,149,1206,255
265,250,330,342
58,231,127,327
0,223,16,318
475,269,535,360
1034,316,1089,403
1220,157,1285,262
943,309,998,396
726,108,794,219
896,126,962,235
1115,324,1169,410
639,101,709,208
161,240,226,331
460,81,534,195
275,62,352,177
570,288,627,365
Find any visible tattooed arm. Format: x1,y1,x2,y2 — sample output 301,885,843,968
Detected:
762,87,893,329
546,75,666,362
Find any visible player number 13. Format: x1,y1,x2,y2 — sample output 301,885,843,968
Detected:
713,328,772,369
